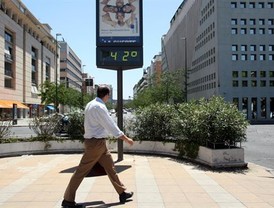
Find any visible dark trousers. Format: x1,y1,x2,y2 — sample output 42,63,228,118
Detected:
63,139,126,202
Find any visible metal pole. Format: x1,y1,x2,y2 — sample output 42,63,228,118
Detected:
55,33,61,113
117,69,123,161
184,37,187,102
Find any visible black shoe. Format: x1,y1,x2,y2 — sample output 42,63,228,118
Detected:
119,191,134,204
61,199,82,208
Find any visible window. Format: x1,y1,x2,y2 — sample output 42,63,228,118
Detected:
249,2,255,8
250,19,256,25
250,28,256,34
232,28,237,34
251,80,257,87
241,54,247,61
240,19,246,25
270,81,274,87
231,2,237,8
241,28,247,34
232,45,238,51
269,54,274,61
241,45,247,51
268,19,274,25
259,28,265,34
232,54,238,61
232,71,239,77
260,80,266,87
259,19,265,25
260,54,266,61
258,2,265,8
269,45,274,51
260,45,266,51
268,28,274,35
267,2,274,8
260,71,266,77
242,71,248,77
250,54,256,61
251,71,257,77
250,45,256,51
231,19,237,25
270,71,274,77
240,2,246,8
242,80,248,87
233,80,239,87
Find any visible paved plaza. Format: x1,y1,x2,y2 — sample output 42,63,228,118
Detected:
0,153,274,208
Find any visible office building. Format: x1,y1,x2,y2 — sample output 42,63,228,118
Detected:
162,0,274,122
0,0,57,118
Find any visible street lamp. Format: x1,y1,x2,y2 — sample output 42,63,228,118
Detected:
55,33,62,112
181,37,187,102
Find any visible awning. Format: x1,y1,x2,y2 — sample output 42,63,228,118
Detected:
0,100,29,109
46,105,55,110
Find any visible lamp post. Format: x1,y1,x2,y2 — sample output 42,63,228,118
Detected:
181,37,187,102
55,33,62,112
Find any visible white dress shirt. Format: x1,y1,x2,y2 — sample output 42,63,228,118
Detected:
84,97,123,139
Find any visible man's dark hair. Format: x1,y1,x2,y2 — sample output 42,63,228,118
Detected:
97,85,110,98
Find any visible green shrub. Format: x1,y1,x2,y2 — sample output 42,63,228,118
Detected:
130,103,179,141
0,118,12,142
66,112,84,141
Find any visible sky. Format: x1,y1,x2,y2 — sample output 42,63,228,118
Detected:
22,0,184,99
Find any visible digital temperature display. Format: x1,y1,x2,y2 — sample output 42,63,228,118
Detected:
96,47,143,70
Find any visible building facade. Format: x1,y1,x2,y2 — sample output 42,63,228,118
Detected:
162,0,274,123
0,0,57,118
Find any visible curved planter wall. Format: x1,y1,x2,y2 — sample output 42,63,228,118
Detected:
0,140,247,168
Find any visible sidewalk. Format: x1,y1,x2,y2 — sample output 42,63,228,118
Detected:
0,153,274,208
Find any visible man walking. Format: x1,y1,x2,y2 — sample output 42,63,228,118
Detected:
61,85,134,208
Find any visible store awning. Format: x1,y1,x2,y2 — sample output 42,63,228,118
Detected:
0,100,29,109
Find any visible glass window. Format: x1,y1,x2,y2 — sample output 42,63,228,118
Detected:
259,28,265,34
251,80,257,87
260,80,266,87
240,2,246,8
249,19,256,25
241,28,247,34
249,2,255,8
233,98,239,108
232,71,238,77
270,71,274,77
269,54,274,61
242,71,248,77
258,2,265,8
241,45,247,51
241,54,247,61
268,28,274,35
240,19,246,25
268,19,274,25
231,2,237,8
232,54,238,61
250,54,256,60
270,81,274,87
267,2,274,9
250,45,256,51
231,19,237,25
259,45,266,51
232,28,237,34
259,19,265,25
242,80,248,87
260,71,266,77
260,54,266,61
232,45,238,51
233,80,239,87
250,28,256,34
269,45,274,51
251,71,257,77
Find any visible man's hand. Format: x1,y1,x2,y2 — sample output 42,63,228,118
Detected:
119,135,134,146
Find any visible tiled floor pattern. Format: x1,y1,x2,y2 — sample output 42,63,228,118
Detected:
0,154,274,208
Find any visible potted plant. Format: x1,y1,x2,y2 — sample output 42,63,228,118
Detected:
176,96,249,168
